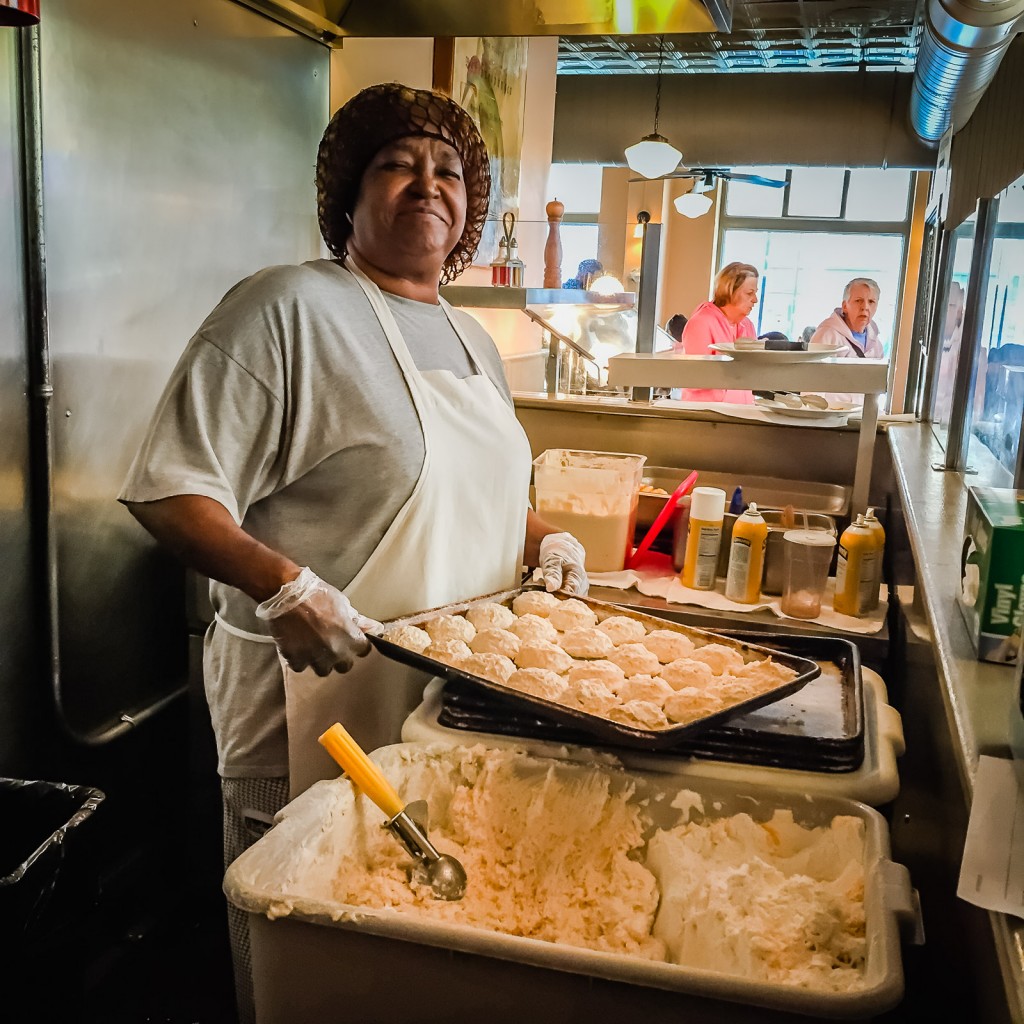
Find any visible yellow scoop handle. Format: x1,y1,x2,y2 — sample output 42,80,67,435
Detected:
318,723,405,820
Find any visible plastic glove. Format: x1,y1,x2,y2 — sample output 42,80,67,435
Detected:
538,532,589,596
255,567,380,676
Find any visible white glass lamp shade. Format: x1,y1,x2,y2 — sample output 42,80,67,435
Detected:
624,134,682,179
673,192,714,218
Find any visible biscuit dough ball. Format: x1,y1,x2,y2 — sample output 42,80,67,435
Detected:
508,613,558,645
689,642,745,675
465,602,516,631
506,668,566,702
515,641,574,674
382,624,430,654
714,675,768,704
511,591,561,618
424,614,476,645
643,629,695,664
607,642,662,678
664,687,727,724
736,657,798,687
422,639,472,666
597,615,647,646
661,658,715,690
565,678,619,716
470,628,521,660
609,700,669,730
559,627,614,659
548,598,598,632
565,660,626,689
617,674,674,705
460,652,516,684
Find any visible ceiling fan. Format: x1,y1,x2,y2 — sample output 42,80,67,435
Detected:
629,168,788,189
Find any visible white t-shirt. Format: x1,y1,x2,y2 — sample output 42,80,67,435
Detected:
120,259,511,775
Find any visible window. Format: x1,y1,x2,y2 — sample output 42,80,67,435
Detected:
719,167,914,353
966,181,1024,482
546,163,604,287
547,163,603,214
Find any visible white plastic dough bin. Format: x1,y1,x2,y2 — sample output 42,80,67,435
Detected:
224,744,919,1024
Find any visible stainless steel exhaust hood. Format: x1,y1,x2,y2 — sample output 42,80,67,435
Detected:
237,0,733,42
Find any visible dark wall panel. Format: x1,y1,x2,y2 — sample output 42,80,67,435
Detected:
949,37,1024,228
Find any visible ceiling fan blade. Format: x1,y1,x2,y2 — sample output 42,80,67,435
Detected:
627,171,698,183
716,172,788,188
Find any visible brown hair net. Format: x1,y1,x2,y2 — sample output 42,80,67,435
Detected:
316,83,491,284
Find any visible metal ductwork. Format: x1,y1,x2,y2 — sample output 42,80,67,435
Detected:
910,0,1024,145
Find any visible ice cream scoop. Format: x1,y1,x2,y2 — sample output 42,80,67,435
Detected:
318,723,467,901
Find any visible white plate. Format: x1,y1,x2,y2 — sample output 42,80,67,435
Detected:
712,342,838,362
755,398,858,419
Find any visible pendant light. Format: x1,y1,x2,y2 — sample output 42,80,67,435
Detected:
624,36,682,180
673,171,715,218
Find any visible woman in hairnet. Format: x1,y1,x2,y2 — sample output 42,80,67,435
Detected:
119,83,587,1020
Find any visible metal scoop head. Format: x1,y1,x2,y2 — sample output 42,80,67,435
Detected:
388,800,467,901
318,724,467,901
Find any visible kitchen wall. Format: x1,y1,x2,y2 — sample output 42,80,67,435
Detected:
553,70,935,168
948,36,1024,229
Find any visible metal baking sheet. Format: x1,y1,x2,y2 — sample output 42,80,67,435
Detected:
436,632,863,771
369,587,820,752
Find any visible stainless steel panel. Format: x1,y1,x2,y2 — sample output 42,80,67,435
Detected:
42,0,328,739
0,31,36,772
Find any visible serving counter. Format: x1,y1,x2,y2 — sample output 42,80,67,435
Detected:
888,423,1024,1024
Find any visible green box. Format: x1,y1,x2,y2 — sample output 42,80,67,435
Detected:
958,487,1024,664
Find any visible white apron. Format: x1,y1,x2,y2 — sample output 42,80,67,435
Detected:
218,261,532,799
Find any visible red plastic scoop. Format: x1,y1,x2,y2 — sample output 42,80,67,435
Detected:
626,471,699,570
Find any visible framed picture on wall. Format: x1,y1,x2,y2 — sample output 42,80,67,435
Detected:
452,37,528,264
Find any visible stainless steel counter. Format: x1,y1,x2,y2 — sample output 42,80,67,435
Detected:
889,422,1024,1023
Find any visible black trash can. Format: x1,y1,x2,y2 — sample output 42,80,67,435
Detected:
0,778,104,943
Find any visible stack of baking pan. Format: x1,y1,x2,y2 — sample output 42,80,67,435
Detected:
437,633,864,773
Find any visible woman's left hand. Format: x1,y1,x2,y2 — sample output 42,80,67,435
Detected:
538,532,589,596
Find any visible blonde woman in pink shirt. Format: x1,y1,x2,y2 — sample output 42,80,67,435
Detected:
679,261,759,403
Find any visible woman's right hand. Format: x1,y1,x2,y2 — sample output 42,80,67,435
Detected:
255,568,379,676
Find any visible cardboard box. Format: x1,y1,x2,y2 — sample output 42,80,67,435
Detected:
958,487,1024,663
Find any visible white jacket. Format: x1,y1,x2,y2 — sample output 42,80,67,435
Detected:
810,309,884,359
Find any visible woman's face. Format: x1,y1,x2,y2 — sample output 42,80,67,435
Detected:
729,275,759,318
349,136,467,278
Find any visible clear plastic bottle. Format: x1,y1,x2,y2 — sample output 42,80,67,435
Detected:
834,515,879,617
680,487,726,591
862,507,886,611
725,503,768,603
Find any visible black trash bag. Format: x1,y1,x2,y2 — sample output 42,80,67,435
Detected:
0,778,104,941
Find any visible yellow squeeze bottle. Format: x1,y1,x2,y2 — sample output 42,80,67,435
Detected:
862,507,886,611
725,503,768,604
834,515,879,617
681,487,726,591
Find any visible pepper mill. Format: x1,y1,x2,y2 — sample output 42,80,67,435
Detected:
543,198,564,289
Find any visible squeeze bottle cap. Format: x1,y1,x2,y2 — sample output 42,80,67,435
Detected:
690,486,726,523
739,502,765,522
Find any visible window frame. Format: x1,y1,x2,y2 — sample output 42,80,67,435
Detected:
718,167,916,402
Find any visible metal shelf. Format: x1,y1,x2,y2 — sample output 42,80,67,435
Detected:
440,286,635,311
606,353,888,393
605,353,889,514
